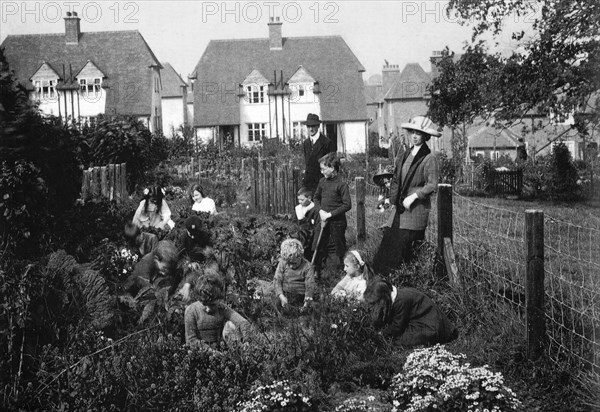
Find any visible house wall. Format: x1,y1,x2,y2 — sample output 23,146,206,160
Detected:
162,96,185,137
341,121,367,154
385,99,428,139
78,88,106,117
238,93,320,147
195,127,216,145
150,68,162,134
240,99,270,145
32,93,61,117
187,102,194,127
470,147,518,161
32,89,105,122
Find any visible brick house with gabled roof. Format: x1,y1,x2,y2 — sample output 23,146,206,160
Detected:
1,12,163,133
161,62,188,136
190,17,368,153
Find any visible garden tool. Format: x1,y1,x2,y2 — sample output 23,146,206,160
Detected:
310,220,328,266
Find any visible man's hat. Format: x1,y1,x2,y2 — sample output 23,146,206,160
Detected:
401,116,442,137
303,113,321,127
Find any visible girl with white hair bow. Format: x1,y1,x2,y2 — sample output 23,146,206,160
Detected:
331,250,375,301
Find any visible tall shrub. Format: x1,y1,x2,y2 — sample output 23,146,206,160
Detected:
78,116,169,190
546,142,580,201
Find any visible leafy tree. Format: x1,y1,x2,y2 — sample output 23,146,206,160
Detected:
1,47,81,257
78,115,169,191
546,141,580,200
428,46,503,177
446,0,599,134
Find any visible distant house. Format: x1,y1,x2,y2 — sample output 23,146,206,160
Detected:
1,12,163,133
364,80,385,146
190,17,368,153
161,62,188,137
468,127,526,161
374,51,452,154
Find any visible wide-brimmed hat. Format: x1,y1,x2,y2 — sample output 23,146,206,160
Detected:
303,113,321,127
401,116,442,138
373,166,394,186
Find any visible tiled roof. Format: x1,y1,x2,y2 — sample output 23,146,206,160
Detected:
468,127,525,149
192,35,367,127
384,63,431,100
161,62,187,98
1,30,161,116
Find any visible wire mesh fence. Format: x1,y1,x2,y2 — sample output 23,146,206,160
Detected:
439,192,599,371
544,216,600,370
346,181,599,370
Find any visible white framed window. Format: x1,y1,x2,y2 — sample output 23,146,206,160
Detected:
248,123,266,142
34,79,56,99
79,77,102,98
246,85,265,103
292,121,307,140
290,83,312,102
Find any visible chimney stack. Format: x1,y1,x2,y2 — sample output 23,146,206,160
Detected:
64,11,81,45
382,63,400,95
268,17,283,50
430,51,443,78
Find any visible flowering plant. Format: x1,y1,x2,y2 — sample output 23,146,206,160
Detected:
335,395,382,411
389,345,521,412
236,380,312,412
111,247,139,278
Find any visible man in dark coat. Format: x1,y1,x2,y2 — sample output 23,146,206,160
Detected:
302,113,335,192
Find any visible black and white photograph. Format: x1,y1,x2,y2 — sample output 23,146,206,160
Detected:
1,1,598,410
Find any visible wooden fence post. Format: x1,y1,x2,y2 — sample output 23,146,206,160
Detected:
252,157,259,210
81,169,90,201
436,184,453,278
355,177,366,243
120,163,127,199
108,163,115,201
526,210,545,360
100,166,108,198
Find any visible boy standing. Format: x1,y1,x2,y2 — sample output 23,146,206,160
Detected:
293,187,319,260
313,153,352,273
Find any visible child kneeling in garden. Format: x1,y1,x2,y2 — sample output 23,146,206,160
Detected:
185,270,250,350
330,250,374,301
363,278,458,347
272,238,316,312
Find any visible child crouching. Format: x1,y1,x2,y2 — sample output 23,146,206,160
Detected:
331,250,374,301
272,238,316,312
184,270,250,351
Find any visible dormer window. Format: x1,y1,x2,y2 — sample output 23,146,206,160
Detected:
290,83,313,102
34,79,56,99
246,85,265,103
79,78,102,97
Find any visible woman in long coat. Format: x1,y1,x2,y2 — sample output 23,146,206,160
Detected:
373,116,440,273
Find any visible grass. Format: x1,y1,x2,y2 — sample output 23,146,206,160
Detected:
343,188,599,411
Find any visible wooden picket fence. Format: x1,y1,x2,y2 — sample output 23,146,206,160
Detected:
485,169,523,196
81,163,128,202
249,158,302,215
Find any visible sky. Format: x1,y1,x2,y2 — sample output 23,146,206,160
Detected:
0,0,536,81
